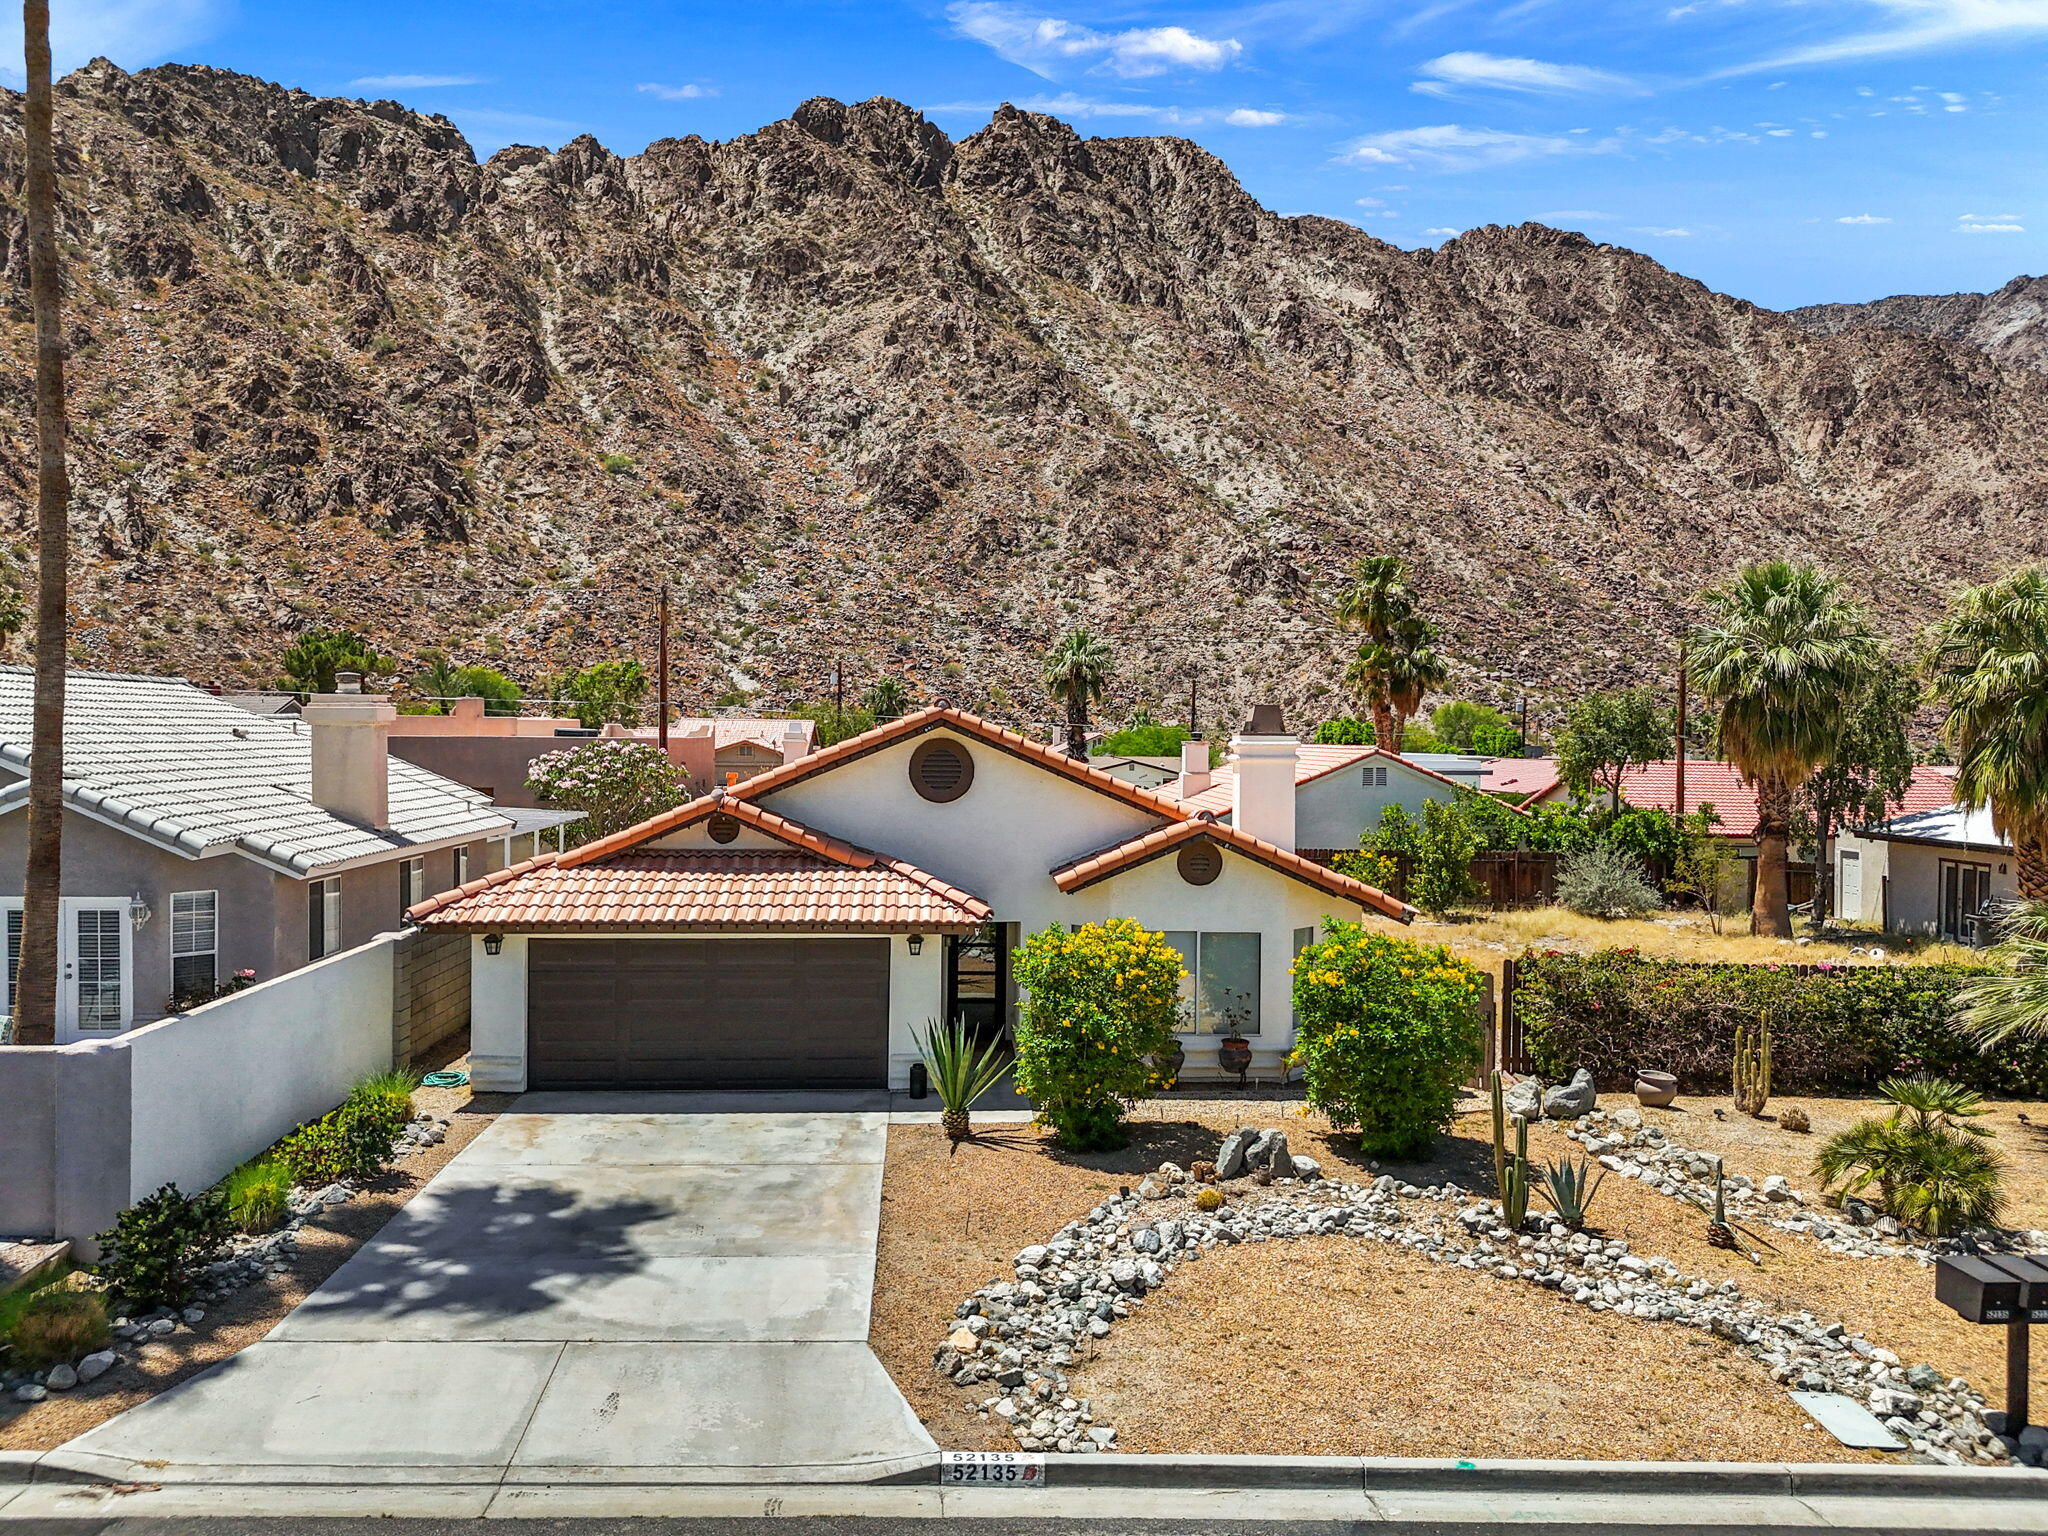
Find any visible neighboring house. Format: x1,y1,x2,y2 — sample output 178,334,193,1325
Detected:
1480,757,1560,803
412,706,1411,1094
1835,805,2019,942
1090,754,1183,790
1398,751,1490,791
1166,734,1489,865
704,717,816,782
0,667,523,1042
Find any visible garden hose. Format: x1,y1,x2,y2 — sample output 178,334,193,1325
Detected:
420,1069,469,1088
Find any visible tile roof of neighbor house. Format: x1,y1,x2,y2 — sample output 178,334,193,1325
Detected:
1173,743,1514,818
424,708,1408,926
699,717,817,752
1863,802,2011,853
411,794,991,932
1051,818,1413,921
1481,756,1561,799
1549,761,1960,839
0,666,512,876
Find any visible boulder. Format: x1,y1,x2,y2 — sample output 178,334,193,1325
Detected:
1215,1127,1258,1180
1761,1175,1795,1203
1248,1129,1294,1177
1503,1078,1544,1121
76,1350,117,1384
1291,1155,1322,1180
1542,1068,1597,1120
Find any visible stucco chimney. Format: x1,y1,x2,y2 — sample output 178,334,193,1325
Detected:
1177,740,1210,800
781,721,811,761
1230,704,1296,852
302,671,395,830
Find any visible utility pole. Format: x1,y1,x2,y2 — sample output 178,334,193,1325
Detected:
1517,694,1529,758
833,657,844,726
1674,637,1688,820
656,581,670,752
1188,674,1198,737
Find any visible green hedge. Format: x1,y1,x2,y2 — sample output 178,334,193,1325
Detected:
1515,949,2048,1097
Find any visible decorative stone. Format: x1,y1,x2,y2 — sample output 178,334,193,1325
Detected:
76,1351,117,1384
1291,1155,1322,1180
1215,1127,1257,1180
1542,1068,1597,1120
44,1363,77,1391
1503,1078,1544,1120
1761,1176,1795,1203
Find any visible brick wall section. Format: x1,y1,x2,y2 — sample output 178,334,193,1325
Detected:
393,928,471,1065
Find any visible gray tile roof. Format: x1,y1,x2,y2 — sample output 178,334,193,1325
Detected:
0,667,513,876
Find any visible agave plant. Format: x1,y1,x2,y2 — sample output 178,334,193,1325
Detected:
916,1018,1011,1142
1539,1155,1607,1230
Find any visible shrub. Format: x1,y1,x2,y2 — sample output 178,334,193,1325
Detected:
91,1184,231,1312
276,1091,411,1186
1409,800,1481,916
350,1067,421,1120
1011,919,1184,1151
526,738,689,841
1556,844,1662,919
3,1289,111,1369
1290,923,1484,1158
1516,949,2045,1095
221,1160,293,1234
1814,1113,2006,1236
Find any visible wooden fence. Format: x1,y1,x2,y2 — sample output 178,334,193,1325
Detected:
1376,850,1558,910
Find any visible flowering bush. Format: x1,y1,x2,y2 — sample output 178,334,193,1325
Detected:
1515,949,2048,1094
1011,919,1185,1150
1291,923,1484,1157
167,968,257,1013
526,739,691,842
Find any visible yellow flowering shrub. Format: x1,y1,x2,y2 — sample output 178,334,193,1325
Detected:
1011,919,1186,1150
1290,921,1484,1158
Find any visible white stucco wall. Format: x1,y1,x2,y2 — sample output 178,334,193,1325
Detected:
1864,838,2018,938
123,931,399,1202
1833,831,1889,926
1292,761,1464,852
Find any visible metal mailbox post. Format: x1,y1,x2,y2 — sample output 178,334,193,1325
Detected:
1935,1253,2048,1432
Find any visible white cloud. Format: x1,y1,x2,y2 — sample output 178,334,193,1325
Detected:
1341,123,1611,172
1422,226,1463,238
1224,107,1288,126
1354,196,1389,208
637,82,718,101
1957,219,2026,233
349,73,484,90
1411,51,1643,97
0,0,221,80
947,3,1241,79
1836,213,1892,223
922,94,1279,127
1633,226,1693,236
1727,1,2048,73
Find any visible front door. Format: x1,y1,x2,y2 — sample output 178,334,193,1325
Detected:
60,899,133,1043
945,921,1009,1046
1837,850,1863,921
1939,860,1993,943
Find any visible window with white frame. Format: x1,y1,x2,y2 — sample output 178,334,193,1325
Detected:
308,878,342,960
2,900,19,1017
454,846,470,885
399,857,425,916
170,891,218,998
1161,931,1262,1035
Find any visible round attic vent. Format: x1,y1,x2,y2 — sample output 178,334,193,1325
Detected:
707,812,742,844
910,738,973,803
1177,839,1222,886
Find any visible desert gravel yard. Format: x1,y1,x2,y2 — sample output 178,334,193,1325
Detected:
870,1091,2046,1459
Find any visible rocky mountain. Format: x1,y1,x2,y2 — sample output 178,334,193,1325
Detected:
1787,276,2048,377
3,61,2046,732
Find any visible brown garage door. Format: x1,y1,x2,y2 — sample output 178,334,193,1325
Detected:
527,937,890,1090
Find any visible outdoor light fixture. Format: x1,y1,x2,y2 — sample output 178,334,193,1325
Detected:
906,934,925,955
128,895,152,928
483,934,504,956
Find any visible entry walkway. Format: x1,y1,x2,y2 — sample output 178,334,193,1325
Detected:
59,1094,936,1484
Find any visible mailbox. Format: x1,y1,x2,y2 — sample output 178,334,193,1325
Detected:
1937,1255,2026,1324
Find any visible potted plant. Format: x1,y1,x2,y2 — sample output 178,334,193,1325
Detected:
1154,1035,1186,1090
1214,990,1255,1085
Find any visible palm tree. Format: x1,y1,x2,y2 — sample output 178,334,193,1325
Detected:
412,653,464,713
1956,899,2048,1045
12,0,70,1047
1043,630,1111,760
1688,561,1881,938
1927,567,2048,900
863,677,911,723
1333,558,1446,749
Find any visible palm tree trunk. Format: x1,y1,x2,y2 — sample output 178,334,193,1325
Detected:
1370,701,1398,752
11,0,69,1048
2017,831,2048,903
1751,773,1794,939
1064,695,1089,760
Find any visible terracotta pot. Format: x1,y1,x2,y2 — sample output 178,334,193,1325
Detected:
1634,1070,1679,1108
1218,1034,1253,1081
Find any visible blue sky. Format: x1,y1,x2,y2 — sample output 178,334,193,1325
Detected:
12,1,2046,307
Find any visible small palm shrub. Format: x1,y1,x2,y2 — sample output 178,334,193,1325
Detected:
221,1160,294,1233
1556,844,1662,919
91,1184,232,1312
1879,1074,1991,1137
1012,919,1184,1150
1291,923,1484,1158
3,1289,111,1369
915,1019,1011,1142
1814,1080,2007,1237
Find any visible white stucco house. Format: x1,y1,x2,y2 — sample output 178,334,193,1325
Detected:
1834,803,2019,942
412,706,1411,1093
1164,734,1488,865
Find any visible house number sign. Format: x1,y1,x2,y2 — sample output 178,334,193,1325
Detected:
941,1450,1046,1486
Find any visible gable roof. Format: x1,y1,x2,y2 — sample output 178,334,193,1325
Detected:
0,666,511,876
1174,743,1507,818
1050,817,1414,921
1480,756,1561,801
410,795,990,933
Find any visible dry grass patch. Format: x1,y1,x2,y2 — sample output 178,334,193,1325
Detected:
1424,907,1979,975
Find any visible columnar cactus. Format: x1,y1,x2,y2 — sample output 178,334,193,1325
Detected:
1733,1014,1771,1117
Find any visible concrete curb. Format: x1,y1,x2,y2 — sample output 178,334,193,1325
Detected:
0,1452,104,1487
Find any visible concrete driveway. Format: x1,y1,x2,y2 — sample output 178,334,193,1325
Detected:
59,1093,936,1484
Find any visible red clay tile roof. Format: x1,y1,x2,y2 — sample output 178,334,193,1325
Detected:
1480,756,1561,800
1174,743,1512,818
558,793,870,871
1050,818,1413,922
1526,760,1959,839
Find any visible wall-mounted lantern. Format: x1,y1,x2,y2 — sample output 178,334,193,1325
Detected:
483,933,504,956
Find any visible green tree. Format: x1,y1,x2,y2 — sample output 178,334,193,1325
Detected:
1470,721,1524,757
1430,700,1514,752
1554,687,1669,807
1928,567,2048,900
1689,562,1881,937
1044,629,1111,761
551,660,651,729
451,666,522,716
411,653,463,710
1792,655,1919,926
1313,716,1374,746
279,630,397,696
1409,798,1482,916
1334,557,1449,749
862,677,912,723
796,701,877,748
526,739,691,842
1097,713,1190,758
